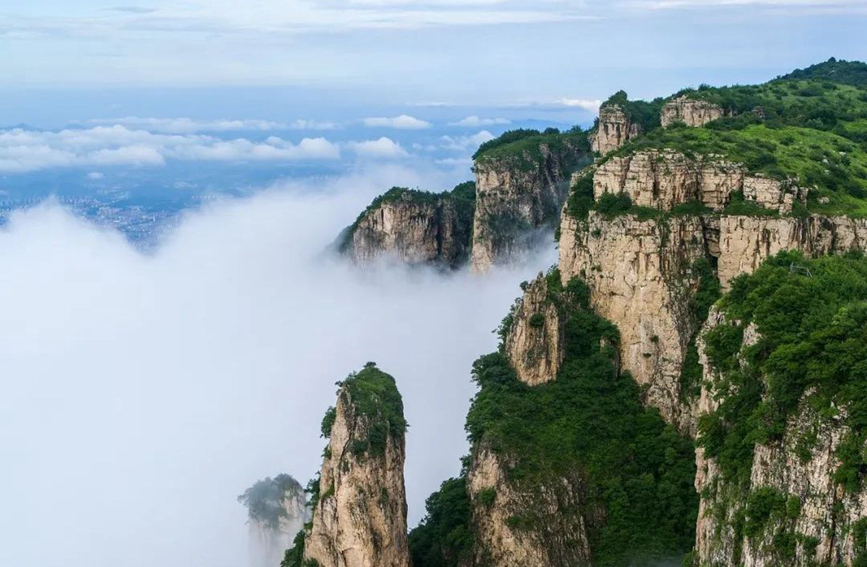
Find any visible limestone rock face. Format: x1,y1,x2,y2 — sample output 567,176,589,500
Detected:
467,444,593,567
660,96,724,128
303,371,409,567
471,145,578,272
717,215,867,288
694,310,867,567
558,212,708,432
504,273,564,386
558,208,867,432
593,149,807,214
589,104,643,155
345,192,472,268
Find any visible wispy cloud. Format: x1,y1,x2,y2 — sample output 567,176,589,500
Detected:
555,98,603,111
362,115,432,129
439,130,495,151
86,117,339,134
0,126,341,173
449,116,511,127
348,137,410,158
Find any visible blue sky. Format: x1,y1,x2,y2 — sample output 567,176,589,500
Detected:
2,0,865,104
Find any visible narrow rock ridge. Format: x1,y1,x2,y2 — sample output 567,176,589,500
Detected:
660,96,724,128
467,443,594,567
694,308,867,566
589,104,643,155
471,144,581,272
303,365,410,567
504,273,565,386
594,149,807,214
341,186,473,268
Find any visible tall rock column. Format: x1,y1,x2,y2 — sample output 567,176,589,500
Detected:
239,475,311,567
302,363,410,567
589,104,642,155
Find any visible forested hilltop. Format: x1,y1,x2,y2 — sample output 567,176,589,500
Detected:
287,59,867,567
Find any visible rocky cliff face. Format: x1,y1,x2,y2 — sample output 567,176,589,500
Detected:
660,96,724,128
471,146,581,272
303,365,410,567
694,308,867,567
342,187,473,269
589,104,643,155
504,273,564,386
594,149,807,214
559,154,867,433
467,443,594,567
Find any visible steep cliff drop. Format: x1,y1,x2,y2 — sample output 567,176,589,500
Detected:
283,363,410,567
470,130,591,272
338,184,475,269
238,475,310,567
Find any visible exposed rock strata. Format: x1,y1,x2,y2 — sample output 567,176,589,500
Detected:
661,96,724,128
467,444,593,567
558,208,867,433
303,368,409,567
694,309,867,567
343,190,473,268
594,149,807,214
504,273,564,386
471,145,582,272
589,104,643,155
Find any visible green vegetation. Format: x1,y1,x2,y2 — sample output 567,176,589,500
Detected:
461,270,698,566
601,90,666,133
408,476,475,567
338,362,407,457
777,58,867,88
697,251,867,492
237,474,304,529
680,258,723,400
472,127,591,172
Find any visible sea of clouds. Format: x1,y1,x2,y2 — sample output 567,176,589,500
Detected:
0,165,554,567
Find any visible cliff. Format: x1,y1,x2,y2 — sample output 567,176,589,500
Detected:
588,103,643,155
660,96,724,128
287,364,410,567
239,475,310,567
339,184,474,269
471,132,590,272
693,254,867,566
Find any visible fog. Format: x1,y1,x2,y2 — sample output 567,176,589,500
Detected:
0,166,553,567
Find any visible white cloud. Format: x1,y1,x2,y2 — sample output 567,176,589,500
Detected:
556,98,603,111
0,171,552,567
440,130,495,151
348,137,410,158
0,126,341,172
86,171,104,180
449,116,511,127
87,117,340,134
362,115,432,130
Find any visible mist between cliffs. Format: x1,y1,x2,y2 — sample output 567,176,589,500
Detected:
0,165,555,567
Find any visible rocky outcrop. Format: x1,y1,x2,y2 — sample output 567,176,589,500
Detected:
467,444,593,567
342,186,474,269
661,96,724,128
471,145,583,272
593,149,807,214
694,309,867,567
303,365,410,567
558,203,867,432
558,212,709,431
589,104,643,155
504,273,564,386
717,215,867,288
240,475,310,567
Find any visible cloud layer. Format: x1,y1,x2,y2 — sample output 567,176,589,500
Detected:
363,115,432,129
0,167,552,567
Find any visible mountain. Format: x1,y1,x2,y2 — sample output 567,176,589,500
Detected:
299,59,867,567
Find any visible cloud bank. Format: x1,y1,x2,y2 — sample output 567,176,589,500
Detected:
362,115,432,129
0,167,552,567
0,126,341,173
87,117,340,134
